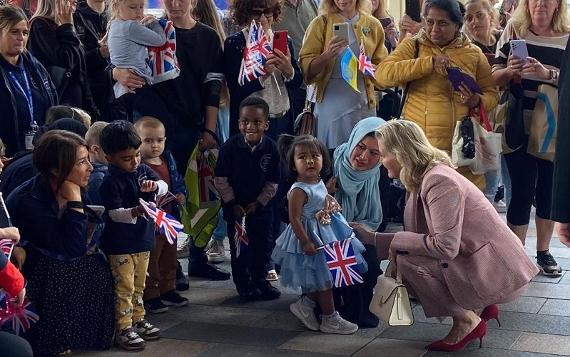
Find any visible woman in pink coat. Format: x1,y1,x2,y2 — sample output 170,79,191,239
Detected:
352,120,538,353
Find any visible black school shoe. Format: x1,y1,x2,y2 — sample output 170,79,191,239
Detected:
236,283,262,302
161,290,189,307
188,261,231,280
256,281,281,301
145,297,169,314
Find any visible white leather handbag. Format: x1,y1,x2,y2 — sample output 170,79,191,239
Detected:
369,262,414,326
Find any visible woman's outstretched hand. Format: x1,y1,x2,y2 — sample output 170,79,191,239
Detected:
349,222,375,245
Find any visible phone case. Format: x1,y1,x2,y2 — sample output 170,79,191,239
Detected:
333,23,350,42
447,67,482,94
273,30,288,55
405,0,422,22
380,17,392,27
510,40,529,62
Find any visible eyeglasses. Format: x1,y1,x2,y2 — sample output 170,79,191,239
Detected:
250,7,277,20
238,119,265,127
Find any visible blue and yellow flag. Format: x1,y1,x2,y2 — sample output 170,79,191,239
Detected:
340,48,359,93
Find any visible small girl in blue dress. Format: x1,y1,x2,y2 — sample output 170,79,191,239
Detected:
272,135,367,335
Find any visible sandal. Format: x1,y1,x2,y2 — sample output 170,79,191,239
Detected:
266,269,279,281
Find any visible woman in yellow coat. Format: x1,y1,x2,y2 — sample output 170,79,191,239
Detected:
376,0,498,187
299,0,388,149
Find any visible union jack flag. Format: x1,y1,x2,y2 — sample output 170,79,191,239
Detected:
234,217,249,258
0,296,39,336
358,39,375,77
0,239,12,258
147,19,180,84
322,239,363,288
238,20,272,85
139,199,184,245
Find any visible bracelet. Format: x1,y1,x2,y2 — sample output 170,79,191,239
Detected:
373,232,378,247
66,201,84,210
201,128,220,145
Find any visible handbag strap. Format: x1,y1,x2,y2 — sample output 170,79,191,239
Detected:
385,260,403,283
472,102,492,131
396,39,420,119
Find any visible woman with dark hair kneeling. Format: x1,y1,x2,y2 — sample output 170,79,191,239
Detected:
352,121,537,352
6,130,114,356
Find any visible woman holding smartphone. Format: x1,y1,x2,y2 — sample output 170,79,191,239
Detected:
299,0,387,149
371,0,398,52
492,0,569,277
28,0,99,119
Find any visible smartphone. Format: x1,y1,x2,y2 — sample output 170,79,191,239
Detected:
333,22,350,43
447,67,482,94
510,39,529,63
380,17,393,28
273,30,288,55
405,0,422,23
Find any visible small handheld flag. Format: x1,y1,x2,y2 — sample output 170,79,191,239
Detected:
234,217,249,258
322,239,363,288
340,48,360,93
358,39,375,77
139,199,184,245
0,296,39,336
238,20,272,85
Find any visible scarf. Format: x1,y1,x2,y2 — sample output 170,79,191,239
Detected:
333,116,386,230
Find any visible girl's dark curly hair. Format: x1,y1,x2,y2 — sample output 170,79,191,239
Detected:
229,0,283,27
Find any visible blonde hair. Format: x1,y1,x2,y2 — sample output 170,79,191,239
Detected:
192,0,226,48
375,120,453,192
134,116,166,132
464,0,499,37
510,0,570,36
72,107,92,128
32,0,56,20
85,121,108,146
319,0,372,15
372,0,389,19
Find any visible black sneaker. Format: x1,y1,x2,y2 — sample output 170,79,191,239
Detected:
115,327,145,351
236,283,261,302
188,262,231,280
537,252,562,277
256,281,281,301
145,297,169,314
161,290,189,307
134,319,160,341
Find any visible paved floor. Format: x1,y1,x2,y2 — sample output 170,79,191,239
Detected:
81,215,570,357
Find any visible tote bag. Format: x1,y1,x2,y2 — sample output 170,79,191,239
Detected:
528,84,558,162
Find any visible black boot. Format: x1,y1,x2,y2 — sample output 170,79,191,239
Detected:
187,242,230,280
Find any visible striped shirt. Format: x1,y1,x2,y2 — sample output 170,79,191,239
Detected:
493,22,568,116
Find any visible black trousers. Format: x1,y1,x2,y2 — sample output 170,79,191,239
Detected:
225,209,273,288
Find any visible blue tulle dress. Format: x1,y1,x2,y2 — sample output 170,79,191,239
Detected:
272,180,368,293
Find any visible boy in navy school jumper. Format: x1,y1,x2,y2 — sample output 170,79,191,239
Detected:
98,121,168,351
214,96,281,302
134,116,189,313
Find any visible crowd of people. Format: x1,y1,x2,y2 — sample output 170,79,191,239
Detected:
0,0,569,354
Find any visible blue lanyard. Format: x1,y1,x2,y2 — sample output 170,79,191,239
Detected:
8,70,35,127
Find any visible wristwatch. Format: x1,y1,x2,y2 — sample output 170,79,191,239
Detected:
550,69,559,81
66,201,84,209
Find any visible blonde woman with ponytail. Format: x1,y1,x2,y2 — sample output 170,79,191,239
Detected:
351,120,538,353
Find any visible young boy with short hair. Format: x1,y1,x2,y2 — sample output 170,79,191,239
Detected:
134,116,189,313
99,120,168,351
214,97,281,302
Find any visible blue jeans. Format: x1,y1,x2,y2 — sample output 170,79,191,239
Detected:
211,210,226,242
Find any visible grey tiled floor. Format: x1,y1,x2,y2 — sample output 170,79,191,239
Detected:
80,215,570,357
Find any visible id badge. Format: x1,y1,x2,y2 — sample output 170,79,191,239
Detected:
24,130,36,150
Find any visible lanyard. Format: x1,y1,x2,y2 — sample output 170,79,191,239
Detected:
8,70,36,127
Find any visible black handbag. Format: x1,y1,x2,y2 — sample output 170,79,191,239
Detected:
503,82,525,151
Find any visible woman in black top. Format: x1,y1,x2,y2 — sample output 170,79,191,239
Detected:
28,0,99,119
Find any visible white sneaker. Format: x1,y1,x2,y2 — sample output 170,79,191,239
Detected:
206,239,225,263
290,297,319,331
320,311,358,335
493,200,507,213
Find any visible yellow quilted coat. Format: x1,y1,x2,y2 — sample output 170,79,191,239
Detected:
376,30,499,187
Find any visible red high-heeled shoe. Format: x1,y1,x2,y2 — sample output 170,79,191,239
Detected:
480,304,501,327
425,320,487,352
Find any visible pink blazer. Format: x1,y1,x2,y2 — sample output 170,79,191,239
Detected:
390,164,539,309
